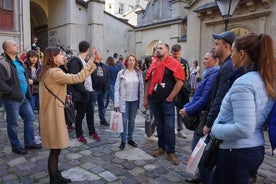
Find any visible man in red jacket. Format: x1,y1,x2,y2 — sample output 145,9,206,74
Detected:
144,43,184,165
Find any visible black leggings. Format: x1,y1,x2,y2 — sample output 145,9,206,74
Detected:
48,149,61,177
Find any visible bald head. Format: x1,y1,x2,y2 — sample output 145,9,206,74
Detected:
2,40,19,59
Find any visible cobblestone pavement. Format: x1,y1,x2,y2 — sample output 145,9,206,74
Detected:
0,108,275,184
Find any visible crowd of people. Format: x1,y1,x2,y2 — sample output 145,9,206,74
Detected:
0,30,275,184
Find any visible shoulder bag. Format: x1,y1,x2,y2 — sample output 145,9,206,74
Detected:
200,134,222,170
44,82,75,125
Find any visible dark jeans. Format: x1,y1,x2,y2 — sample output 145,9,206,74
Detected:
92,90,108,122
105,85,115,109
3,97,36,149
150,100,176,153
75,92,95,137
30,93,39,112
214,146,264,184
176,106,183,131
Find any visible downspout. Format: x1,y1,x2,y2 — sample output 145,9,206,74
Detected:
19,0,24,52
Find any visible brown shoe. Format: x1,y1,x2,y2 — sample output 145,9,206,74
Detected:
167,153,179,165
152,148,165,157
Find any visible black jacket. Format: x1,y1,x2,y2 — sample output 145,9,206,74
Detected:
91,62,110,91
67,56,89,102
205,55,235,128
0,54,31,101
24,60,42,94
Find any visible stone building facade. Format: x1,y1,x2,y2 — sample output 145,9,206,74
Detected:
0,0,275,68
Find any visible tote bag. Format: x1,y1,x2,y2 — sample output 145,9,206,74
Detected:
186,134,208,174
110,111,123,133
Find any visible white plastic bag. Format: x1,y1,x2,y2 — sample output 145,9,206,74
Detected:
110,111,123,133
186,134,208,174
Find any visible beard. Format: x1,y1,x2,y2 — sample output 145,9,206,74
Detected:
156,52,162,59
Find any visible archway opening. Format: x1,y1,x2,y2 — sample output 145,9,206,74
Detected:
30,1,48,51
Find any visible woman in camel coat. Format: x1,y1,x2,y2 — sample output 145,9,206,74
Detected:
39,47,96,184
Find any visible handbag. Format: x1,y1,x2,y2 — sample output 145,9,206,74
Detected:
181,114,200,131
196,77,202,82
195,111,209,136
44,82,75,125
200,135,222,170
186,134,208,174
109,110,123,133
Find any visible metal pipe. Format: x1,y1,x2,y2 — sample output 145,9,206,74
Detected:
19,0,24,52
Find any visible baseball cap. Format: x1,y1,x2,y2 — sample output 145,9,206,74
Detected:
212,31,236,45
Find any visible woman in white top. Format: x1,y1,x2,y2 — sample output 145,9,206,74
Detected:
189,59,201,93
114,54,144,150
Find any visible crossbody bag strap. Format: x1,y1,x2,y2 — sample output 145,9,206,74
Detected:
43,81,65,105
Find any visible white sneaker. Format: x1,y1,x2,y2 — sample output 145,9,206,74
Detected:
147,135,158,141
34,135,41,144
177,130,187,139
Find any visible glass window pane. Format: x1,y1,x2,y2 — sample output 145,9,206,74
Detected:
4,0,12,10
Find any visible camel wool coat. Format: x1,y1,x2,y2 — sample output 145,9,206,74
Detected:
39,64,95,149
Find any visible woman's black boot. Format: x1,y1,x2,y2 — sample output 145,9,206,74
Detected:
50,171,71,184
57,171,71,183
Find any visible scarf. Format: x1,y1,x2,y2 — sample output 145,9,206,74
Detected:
146,55,185,95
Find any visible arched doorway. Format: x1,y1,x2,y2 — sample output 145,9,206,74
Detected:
30,1,48,51
146,40,161,56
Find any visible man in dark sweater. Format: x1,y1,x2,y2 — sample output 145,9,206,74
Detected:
91,50,110,126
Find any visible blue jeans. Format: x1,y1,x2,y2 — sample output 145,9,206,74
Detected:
150,100,176,153
30,94,39,112
75,92,95,137
214,146,264,184
120,100,138,142
92,90,108,122
3,97,35,149
191,132,214,184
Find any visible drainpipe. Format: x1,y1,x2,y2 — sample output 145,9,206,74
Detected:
19,0,23,52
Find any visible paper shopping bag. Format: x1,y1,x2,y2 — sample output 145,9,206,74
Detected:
110,111,123,133
186,134,208,174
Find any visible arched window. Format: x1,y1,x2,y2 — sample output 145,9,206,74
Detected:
231,28,250,36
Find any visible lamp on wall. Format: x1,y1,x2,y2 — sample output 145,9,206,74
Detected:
215,0,240,31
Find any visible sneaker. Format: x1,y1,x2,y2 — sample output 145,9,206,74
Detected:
152,148,165,157
100,121,110,126
77,136,87,144
167,153,179,165
34,135,41,144
90,133,100,141
177,130,187,139
147,135,158,142
67,125,75,131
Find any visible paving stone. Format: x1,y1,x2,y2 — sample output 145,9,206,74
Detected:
7,157,26,167
67,153,83,160
63,167,101,181
98,171,118,182
129,167,145,176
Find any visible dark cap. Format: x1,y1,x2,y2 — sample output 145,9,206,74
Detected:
212,31,236,45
